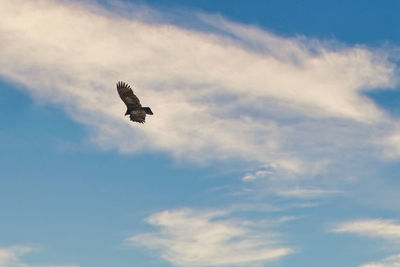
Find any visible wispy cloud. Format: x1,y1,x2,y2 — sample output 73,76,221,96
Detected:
333,219,400,242
360,254,400,267
333,219,400,267
0,245,78,267
276,187,343,199
128,208,292,266
0,0,398,180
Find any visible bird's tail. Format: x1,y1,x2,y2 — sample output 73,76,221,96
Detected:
142,107,153,115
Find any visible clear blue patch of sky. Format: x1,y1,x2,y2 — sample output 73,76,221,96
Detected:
365,88,400,117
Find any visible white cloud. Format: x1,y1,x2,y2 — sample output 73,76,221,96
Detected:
333,219,400,242
0,245,78,267
128,208,292,266
242,169,273,181
0,0,399,179
276,187,343,199
361,254,400,267
333,219,400,267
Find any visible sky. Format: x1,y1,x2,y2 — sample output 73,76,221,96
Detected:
1,0,400,266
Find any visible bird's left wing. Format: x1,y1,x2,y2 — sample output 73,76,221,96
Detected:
116,81,142,109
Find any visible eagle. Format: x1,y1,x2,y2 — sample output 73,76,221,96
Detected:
117,81,153,123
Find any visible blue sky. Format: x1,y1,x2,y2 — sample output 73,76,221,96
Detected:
1,0,400,267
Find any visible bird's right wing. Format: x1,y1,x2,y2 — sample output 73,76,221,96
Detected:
117,81,142,110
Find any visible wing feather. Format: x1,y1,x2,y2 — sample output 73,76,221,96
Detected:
116,81,142,110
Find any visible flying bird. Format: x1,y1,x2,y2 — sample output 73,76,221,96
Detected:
117,81,153,123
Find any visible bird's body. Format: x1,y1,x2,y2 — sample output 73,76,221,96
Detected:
116,81,153,123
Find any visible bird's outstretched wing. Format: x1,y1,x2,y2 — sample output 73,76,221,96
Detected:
117,81,142,110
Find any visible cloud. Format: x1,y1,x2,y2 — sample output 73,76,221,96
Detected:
0,245,78,267
333,219,400,242
360,254,400,267
276,187,343,199
0,0,399,179
128,208,292,266
333,219,400,267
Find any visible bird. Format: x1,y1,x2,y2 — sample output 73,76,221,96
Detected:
117,81,153,123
